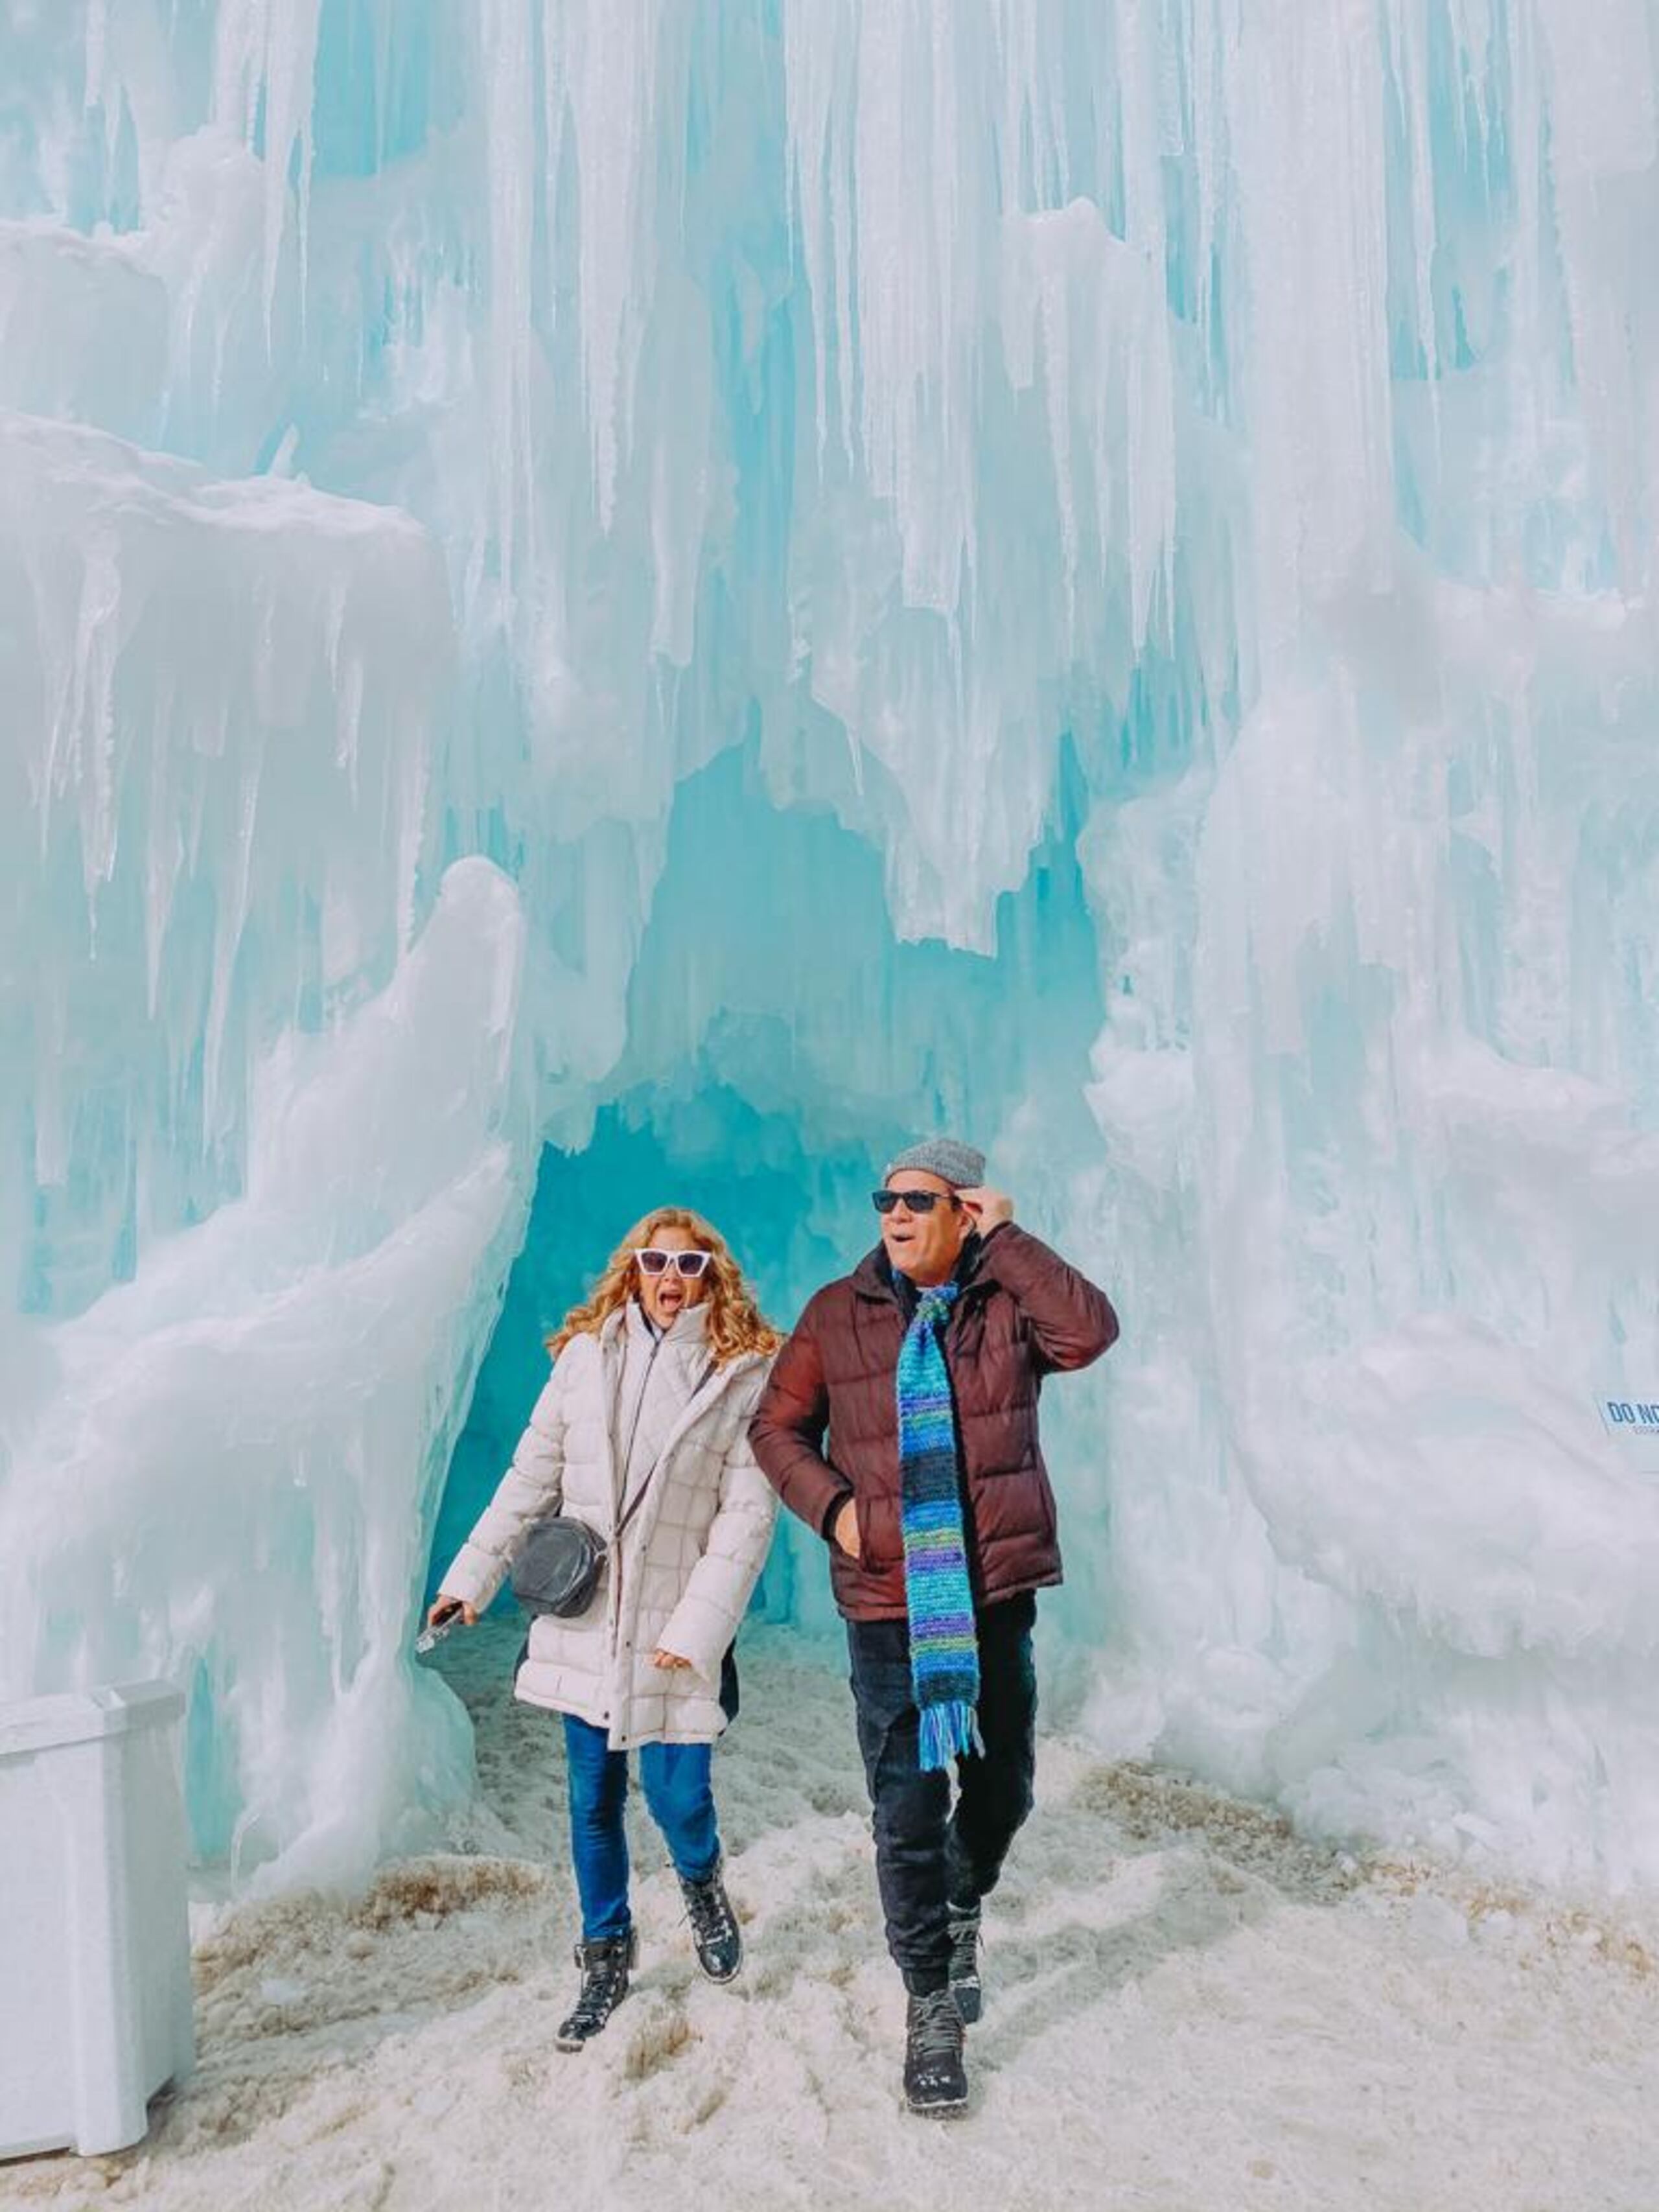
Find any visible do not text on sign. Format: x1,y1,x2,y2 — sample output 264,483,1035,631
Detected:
1600,1395,1659,1438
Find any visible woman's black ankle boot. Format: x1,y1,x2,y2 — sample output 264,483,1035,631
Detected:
555,1928,638,2050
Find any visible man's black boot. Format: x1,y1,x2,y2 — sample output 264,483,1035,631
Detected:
947,1899,983,2024
679,1858,743,1983
555,1929,638,2050
903,1986,969,2115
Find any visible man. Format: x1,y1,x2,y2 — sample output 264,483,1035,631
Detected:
750,1138,1119,2115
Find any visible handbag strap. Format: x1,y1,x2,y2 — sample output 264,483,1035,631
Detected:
611,1355,717,1543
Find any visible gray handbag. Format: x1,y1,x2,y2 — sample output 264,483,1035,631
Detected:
511,1513,608,1618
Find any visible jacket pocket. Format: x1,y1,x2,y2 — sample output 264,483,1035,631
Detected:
853,1485,898,1570
853,1485,876,1565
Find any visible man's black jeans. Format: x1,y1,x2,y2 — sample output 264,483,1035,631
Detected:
845,1590,1038,1994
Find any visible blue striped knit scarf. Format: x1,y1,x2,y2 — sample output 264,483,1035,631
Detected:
896,1280,981,1770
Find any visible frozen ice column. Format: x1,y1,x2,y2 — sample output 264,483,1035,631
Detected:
0,1683,194,2160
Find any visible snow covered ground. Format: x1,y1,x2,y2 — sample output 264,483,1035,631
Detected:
5,1619,1657,2212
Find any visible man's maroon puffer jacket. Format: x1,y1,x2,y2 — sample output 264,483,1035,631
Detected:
750,1224,1119,1622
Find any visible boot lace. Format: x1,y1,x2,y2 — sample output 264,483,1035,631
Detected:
684,1870,737,1949
564,1942,629,2035
909,1987,964,2068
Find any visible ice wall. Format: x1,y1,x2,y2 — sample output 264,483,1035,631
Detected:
0,401,537,1883
3,0,1657,1891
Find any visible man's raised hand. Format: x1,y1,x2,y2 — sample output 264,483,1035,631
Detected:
958,1186,1014,1233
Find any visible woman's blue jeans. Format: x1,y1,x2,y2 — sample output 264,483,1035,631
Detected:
563,1714,721,1941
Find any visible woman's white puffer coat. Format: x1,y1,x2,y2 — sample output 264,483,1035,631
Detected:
439,1303,777,1747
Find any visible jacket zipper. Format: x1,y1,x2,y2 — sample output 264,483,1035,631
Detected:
603,1331,725,1728
615,1331,667,1522
610,1329,667,1646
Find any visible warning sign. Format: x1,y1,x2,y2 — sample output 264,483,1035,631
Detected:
1599,1397,1659,1437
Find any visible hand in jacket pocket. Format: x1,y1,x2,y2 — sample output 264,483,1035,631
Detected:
832,1499,863,1560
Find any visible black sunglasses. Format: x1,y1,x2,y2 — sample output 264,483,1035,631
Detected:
871,1189,962,1216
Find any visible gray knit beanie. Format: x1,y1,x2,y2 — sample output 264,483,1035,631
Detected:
883,1137,986,1189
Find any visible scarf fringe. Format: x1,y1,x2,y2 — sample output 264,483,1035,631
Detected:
918,1698,984,1773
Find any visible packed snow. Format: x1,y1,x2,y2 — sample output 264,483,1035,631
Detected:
5,1622,1658,2211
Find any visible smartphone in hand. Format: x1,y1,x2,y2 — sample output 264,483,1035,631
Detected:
415,1598,464,1655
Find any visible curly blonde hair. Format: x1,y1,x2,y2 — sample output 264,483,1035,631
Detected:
546,1206,783,1367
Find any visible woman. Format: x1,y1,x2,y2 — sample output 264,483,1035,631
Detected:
428,1207,781,2049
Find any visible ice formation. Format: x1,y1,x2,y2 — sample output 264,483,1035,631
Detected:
2,0,1656,1892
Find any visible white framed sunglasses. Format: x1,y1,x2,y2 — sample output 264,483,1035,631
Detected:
634,1247,713,1279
